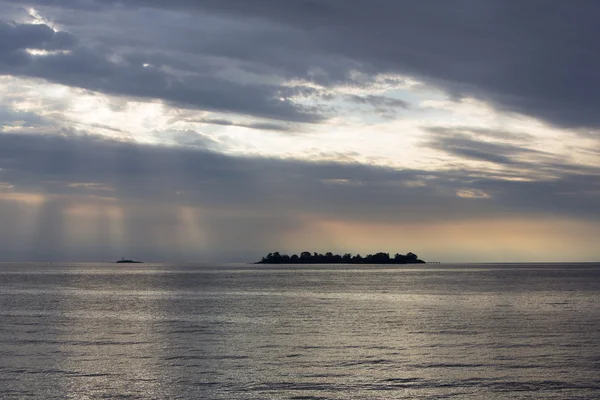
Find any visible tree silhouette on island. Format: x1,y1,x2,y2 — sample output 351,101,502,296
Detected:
115,258,143,264
256,251,425,264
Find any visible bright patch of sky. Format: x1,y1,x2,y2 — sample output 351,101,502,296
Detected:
0,72,593,179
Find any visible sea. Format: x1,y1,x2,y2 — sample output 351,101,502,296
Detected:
1,263,599,399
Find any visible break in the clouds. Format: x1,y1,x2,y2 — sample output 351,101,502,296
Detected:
0,1,599,262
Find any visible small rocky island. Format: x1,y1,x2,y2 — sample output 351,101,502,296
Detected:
115,259,143,264
256,251,425,264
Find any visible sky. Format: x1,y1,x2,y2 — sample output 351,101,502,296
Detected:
0,0,599,262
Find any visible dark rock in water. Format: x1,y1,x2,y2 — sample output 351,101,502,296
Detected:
115,259,143,264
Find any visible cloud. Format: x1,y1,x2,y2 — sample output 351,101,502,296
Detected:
0,20,77,67
186,118,293,132
424,127,600,181
344,94,410,117
0,130,598,261
0,107,48,129
181,0,600,129
168,129,223,149
0,131,598,221
425,128,549,169
7,1,600,129
0,21,77,53
427,126,535,143
17,0,595,130
1,48,325,123
0,18,327,123
0,1,599,261
346,95,409,109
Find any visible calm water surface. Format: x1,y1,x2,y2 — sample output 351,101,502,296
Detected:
1,263,599,399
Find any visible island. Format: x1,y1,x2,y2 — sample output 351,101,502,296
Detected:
256,251,425,264
115,259,143,264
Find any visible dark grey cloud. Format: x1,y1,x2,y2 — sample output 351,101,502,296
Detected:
427,127,535,143
14,0,597,129
0,13,328,122
0,21,77,66
425,128,548,168
0,35,324,123
173,0,600,129
425,127,600,178
0,21,77,53
345,95,408,109
186,118,293,132
0,131,598,222
168,129,223,149
0,130,598,261
0,107,48,128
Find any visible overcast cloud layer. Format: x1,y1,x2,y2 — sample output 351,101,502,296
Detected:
0,1,599,261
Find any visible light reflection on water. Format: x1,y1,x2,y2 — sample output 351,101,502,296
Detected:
1,263,600,399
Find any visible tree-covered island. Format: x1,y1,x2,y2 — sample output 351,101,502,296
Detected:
256,251,425,264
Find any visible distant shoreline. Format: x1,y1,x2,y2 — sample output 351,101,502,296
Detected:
115,259,143,264
255,251,425,264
